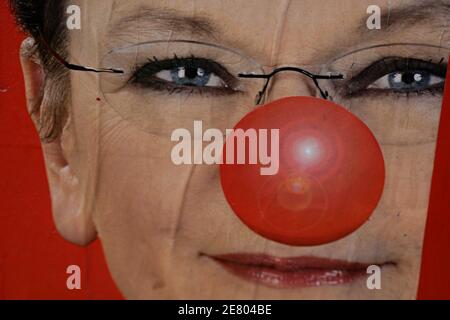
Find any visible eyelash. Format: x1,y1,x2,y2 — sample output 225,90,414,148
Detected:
342,57,447,98
129,55,239,96
130,55,447,99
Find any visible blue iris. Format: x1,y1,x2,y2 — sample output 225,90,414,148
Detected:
388,70,431,91
170,66,211,86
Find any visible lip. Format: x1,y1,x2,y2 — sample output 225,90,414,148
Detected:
204,253,394,288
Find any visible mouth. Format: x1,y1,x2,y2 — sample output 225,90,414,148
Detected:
203,253,395,288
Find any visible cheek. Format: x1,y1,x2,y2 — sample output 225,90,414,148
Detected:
370,141,436,264
345,96,441,145
93,127,190,237
90,122,192,275
344,97,440,232
381,142,437,210
90,115,253,255
89,119,243,294
341,98,440,263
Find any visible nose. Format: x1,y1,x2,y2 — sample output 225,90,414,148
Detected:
264,70,320,102
220,94,385,246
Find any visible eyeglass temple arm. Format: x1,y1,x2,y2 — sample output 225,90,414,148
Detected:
238,66,344,102
39,32,124,74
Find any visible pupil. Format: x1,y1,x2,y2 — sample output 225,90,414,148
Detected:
402,72,415,84
185,67,198,79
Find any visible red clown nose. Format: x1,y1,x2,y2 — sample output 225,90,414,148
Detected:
220,96,385,246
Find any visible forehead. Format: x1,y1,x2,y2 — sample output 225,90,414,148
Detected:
74,0,444,66
75,0,377,63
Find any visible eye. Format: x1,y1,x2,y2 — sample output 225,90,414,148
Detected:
155,66,225,87
368,70,444,92
344,57,447,96
130,56,239,94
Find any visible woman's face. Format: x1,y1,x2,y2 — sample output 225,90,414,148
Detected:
58,0,446,299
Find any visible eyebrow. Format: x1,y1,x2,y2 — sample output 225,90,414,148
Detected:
109,7,218,44
107,2,450,63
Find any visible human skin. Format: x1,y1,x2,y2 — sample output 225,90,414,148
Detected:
19,0,447,299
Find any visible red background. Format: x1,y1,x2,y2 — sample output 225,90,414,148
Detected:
0,1,449,299
0,2,122,299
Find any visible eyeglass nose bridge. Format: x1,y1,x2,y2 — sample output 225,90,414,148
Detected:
238,66,344,105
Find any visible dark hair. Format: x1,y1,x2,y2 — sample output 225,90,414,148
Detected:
9,0,69,142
